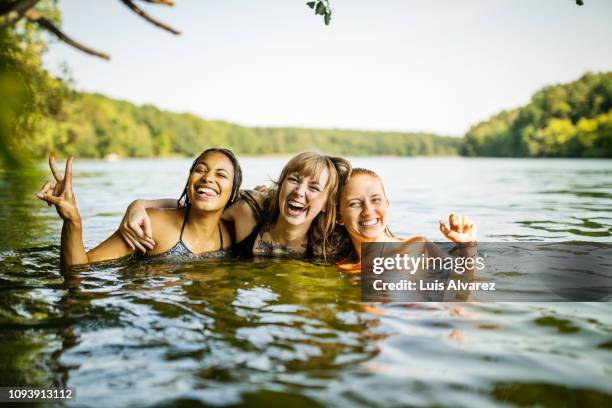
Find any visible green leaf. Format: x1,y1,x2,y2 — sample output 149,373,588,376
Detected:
316,2,326,15
307,2,315,9
324,12,331,25
576,0,584,5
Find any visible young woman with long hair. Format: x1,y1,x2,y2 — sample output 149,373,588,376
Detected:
36,148,242,265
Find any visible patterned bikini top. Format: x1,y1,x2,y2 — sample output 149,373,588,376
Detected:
146,208,228,260
232,190,313,258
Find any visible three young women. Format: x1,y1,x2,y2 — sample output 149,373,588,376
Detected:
40,150,477,269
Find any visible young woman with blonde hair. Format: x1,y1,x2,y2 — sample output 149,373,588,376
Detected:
335,168,478,272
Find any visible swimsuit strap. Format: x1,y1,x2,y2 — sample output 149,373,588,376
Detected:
179,206,190,241
181,207,224,253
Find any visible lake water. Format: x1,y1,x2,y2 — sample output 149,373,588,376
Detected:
1,157,611,407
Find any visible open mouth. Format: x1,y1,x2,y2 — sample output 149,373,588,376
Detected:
195,185,219,200
286,199,306,217
358,218,378,227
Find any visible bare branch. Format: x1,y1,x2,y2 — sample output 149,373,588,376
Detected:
25,9,110,60
0,0,40,28
138,0,175,6
0,0,39,15
119,0,180,35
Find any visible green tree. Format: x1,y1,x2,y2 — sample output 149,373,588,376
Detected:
461,72,612,158
0,0,67,166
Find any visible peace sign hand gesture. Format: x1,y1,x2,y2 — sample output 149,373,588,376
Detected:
36,155,80,222
438,214,477,244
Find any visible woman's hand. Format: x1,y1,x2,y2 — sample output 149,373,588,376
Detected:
36,155,80,222
253,184,269,194
438,214,477,244
119,200,155,253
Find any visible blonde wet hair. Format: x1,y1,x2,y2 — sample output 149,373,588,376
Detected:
342,168,388,198
263,152,351,260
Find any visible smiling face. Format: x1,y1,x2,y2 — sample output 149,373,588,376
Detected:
339,173,389,242
186,151,235,212
277,168,330,228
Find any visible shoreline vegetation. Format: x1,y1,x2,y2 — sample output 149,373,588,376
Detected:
6,71,610,164
462,72,611,159
33,91,462,159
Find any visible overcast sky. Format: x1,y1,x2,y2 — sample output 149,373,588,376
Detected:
43,0,612,136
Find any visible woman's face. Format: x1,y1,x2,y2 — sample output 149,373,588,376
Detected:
278,168,330,227
187,151,235,212
339,174,389,241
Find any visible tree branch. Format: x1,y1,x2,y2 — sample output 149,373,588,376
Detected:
0,0,40,28
119,0,180,35
25,9,110,60
138,0,175,6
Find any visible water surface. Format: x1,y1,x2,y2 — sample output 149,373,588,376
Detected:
1,157,611,407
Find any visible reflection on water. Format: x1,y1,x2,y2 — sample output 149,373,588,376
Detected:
1,158,612,407
0,167,53,251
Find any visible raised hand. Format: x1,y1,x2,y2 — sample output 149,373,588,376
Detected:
36,155,80,222
438,214,477,244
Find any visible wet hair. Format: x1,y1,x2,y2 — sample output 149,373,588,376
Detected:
177,148,243,209
333,168,394,262
263,152,352,260
344,168,388,197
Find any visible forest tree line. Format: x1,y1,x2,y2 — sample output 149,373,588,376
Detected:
32,92,461,158
6,71,612,162
461,72,611,158
25,72,612,161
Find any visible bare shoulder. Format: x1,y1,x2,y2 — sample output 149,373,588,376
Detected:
146,207,183,234
224,192,255,220
223,191,259,242
146,208,183,254
146,207,182,220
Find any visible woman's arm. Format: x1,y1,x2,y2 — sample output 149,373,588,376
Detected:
37,156,134,266
221,190,265,242
120,189,264,248
76,209,178,264
223,189,266,221
59,219,87,266
437,214,478,257
60,223,133,266
397,215,478,266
